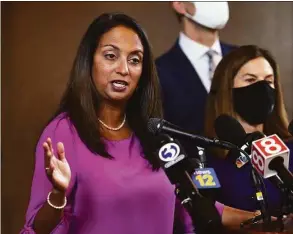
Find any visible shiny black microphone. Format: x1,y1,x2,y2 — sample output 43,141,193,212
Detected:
147,118,236,150
214,114,271,223
152,134,224,234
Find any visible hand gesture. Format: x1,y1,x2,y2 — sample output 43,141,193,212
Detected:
43,138,71,193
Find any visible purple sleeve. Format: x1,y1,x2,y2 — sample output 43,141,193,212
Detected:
175,199,225,234
20,116,77,234
215,201,225,217
174,198,194,233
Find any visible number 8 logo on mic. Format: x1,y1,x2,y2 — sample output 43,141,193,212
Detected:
260,138,282,155
251,134,289,178
252,150,264,172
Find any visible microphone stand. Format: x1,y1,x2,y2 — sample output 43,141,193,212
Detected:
197,147,207,169
174,171,224,234
268,176,293,220
237,149,288,232
251,167,271,223
235,148,271,225
154,134,224,234
279,181,293,216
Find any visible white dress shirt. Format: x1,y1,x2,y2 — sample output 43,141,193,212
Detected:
178,32,223,92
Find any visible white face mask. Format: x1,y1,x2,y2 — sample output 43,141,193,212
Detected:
185,2,229,30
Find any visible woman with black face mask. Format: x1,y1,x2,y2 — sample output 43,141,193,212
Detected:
204,45,293,220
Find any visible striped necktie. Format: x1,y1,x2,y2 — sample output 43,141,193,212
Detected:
206,50,215,80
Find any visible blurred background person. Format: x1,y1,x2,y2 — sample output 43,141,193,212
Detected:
156,1,237,136
204,45,293,217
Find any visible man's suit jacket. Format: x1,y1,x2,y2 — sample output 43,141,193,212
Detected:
156,40,237,135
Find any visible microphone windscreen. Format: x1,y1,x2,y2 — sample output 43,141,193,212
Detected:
245,131,265,142
214,114,246,146
147,118,161,135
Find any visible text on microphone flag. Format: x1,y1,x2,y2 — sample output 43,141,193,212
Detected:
192,168,221,189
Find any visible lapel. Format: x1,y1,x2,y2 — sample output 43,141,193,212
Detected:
170,41,208,95
220,42,235,56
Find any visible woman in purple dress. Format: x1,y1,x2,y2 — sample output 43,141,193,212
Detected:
21,13,258,234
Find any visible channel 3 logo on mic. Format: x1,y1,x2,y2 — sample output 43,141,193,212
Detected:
158,142,185,168
251,134,289,178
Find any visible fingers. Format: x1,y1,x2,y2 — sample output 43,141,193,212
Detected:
56,142,66,162
43,138,66,171
43,138,53,168
43,137,57,175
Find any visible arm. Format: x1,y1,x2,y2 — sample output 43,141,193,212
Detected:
32,189,67,234
21,118,77,234
222,205,257,229
175,199,257,233
33,139,71,234
173,198,194,234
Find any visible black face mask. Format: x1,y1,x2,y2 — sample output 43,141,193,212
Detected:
232,80,276,125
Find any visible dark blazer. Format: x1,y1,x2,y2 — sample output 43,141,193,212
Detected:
156,40,237,135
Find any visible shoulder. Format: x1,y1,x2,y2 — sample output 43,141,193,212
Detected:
220,41,238,49
44,113,73,133
36,112,79,166
284,139,293,171
220,41,238,55
155,40,180,68
285,139,293,151
39,112,77,145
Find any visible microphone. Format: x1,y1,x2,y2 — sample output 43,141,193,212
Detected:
235,132,267,167
214,114,246,147
251,134,293,191
148,118,236,150
215,114,293,221
214,114,293,188
214,114,271,223
214,114,263,168
153,134,224,234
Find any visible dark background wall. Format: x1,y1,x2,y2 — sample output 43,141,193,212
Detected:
2,2,293,233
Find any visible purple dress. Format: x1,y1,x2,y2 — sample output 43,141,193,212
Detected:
21,114,224,234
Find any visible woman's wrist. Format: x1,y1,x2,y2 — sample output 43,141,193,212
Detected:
253,210,261,218
51,188,66,195
48,188,67,207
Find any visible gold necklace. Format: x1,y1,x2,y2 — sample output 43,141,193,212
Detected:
98,115,126,131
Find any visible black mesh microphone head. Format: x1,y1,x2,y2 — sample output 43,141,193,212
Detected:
245,131,265,142
289,119,293,136
244,131,265,152
147,118,181,135
214,114,246,146
147,118,162,135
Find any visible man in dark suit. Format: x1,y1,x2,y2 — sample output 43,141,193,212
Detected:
156,2,237,136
